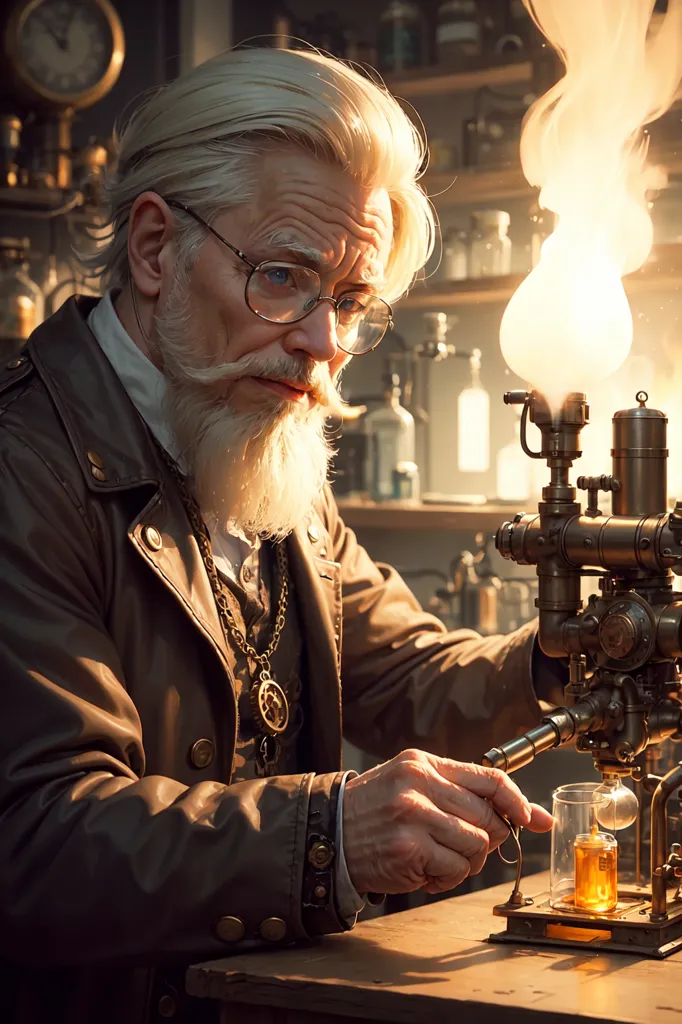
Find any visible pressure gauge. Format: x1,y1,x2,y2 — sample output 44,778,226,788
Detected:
3,0,125,110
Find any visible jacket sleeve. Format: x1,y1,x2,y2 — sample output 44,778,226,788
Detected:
0,424,345,968
319,489,543,762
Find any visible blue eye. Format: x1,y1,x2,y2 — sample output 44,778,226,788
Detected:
264,267,293,287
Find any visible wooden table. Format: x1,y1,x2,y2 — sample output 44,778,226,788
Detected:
187,873,682,1024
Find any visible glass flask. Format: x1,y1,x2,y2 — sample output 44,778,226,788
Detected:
365,372,416,501
0,237,43,361
457,348,489,473
469,210,512,277
551,782,618,914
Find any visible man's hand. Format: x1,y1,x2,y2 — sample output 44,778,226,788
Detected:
343,748,553,896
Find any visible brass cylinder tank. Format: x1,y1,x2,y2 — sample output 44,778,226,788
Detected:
611,392,668,516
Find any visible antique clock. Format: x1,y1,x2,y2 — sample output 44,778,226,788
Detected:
2,0,125,111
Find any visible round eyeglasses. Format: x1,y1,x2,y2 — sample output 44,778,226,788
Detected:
165,199,393,356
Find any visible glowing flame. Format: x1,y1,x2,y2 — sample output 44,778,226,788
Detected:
500,0,682,411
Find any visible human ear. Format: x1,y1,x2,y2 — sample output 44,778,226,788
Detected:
127,191,176,298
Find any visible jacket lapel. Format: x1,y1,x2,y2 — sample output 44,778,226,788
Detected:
287,525,343,773
28,298,231,672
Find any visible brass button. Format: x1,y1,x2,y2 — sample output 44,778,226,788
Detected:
6,357,25,369
86,450,104,469
90,465,106,482
157,993,177,1018
242,565,253,583
141,525,162,551
259,917,287,942
189,738,214,769
214,915,246,943
308,839,334,870
307,524,320,543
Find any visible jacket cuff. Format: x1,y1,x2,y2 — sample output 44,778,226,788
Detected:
301,771,352,938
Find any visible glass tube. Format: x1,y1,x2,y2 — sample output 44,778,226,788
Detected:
550,782,618,913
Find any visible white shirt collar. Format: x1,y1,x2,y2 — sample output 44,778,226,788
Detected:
86,291,260,568
87,290,182,462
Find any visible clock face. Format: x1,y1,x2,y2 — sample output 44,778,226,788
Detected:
8,0,124,107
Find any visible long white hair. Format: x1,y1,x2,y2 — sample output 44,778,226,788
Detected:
86,46,435,301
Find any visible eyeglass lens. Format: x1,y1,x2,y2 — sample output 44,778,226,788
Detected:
246,261,390,354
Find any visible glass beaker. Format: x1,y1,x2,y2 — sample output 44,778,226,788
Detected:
550,782,618,914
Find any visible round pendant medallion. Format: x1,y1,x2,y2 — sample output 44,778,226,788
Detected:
251,678,290,735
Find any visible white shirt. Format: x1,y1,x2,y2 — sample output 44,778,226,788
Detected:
87,292,364,922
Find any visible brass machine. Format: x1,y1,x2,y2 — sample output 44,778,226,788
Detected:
483,387,682,957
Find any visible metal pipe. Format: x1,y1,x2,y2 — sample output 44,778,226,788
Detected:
650,762,682,920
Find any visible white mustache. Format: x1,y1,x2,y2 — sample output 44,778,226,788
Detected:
182,351,344,413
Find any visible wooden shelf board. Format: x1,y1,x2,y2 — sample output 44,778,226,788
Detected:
397,243,682,311
424,166,533,207
336,498,515,531
386,59,532,99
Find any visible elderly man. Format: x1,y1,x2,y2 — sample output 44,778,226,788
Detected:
0,47,555,1024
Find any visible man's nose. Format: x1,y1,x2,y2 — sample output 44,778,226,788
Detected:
282,299,337,364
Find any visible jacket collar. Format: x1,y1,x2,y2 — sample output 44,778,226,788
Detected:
28,296,163,492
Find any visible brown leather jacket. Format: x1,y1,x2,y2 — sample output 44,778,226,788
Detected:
0,298,542,1024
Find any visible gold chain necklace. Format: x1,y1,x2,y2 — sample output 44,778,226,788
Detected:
159,448,291,741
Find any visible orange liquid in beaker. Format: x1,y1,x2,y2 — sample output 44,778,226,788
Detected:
574,828,618,913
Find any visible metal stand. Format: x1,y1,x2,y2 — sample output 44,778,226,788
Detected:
489,763,682,958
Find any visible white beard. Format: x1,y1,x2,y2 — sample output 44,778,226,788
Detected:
153,274,338,540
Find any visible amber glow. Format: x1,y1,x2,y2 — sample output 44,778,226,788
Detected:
500,0,682,411
574,828,618,914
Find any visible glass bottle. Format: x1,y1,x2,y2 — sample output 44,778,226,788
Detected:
530,201,554,268
365,372,416,501
435,1,481,66
441,227,468,282
377,1,423,73
469,210,512,277
0,237,43,361
496,409,531,501
457,349,489,473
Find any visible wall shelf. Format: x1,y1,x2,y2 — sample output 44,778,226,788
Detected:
386,59,532,100
423,146,682,209
336,498,516,532
397,243,682,311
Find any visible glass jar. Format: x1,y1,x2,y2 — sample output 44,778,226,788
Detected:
436,1,481,66
0,237,43,361
441,227,468,282
551,783,618,914
377,1,424,73
469,209,512,277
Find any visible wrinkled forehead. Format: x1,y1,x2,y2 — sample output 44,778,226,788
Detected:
246,151,394,287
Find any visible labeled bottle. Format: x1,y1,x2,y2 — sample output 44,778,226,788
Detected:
574,826,618,914
0,237,43,361
365,372,416,501
377,1,423,73
436,1,481,66
457,349,490,473
469,209,512,277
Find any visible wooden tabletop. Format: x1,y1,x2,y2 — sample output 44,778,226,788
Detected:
187,873,682,1024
